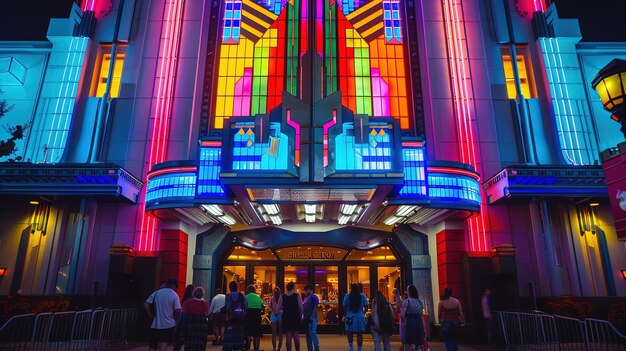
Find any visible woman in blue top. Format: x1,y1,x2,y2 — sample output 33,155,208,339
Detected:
342,283,368,351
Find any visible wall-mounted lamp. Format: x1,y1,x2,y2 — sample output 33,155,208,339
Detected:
622,270,626,280
591,58,626,139
0,268,7,278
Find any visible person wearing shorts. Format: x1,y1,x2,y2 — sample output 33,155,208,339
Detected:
144,279,182,351
269,287,283,351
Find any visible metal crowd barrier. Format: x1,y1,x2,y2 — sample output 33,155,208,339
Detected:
0,308,138,351
496,311,626,351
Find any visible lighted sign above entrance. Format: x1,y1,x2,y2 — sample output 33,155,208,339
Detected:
226,245,399,262
277,247,348,261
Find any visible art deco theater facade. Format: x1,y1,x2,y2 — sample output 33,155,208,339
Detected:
0,0,624,324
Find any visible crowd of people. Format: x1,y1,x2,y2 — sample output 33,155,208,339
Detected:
144,278,476,351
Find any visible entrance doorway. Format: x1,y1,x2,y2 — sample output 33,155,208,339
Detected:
219,245,403,333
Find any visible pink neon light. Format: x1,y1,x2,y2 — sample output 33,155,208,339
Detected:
533,0,546,12
147,166,197,179
81,0,98,12
323,109,338,166
233,68,252,116
442,0,489,252
138,0,186,252
201,141,222,147
428,166,480,181
286,109,301,167
402,141,423,148
371,68,390,116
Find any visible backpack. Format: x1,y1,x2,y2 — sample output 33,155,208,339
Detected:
229,293,246,322
379,302,395,334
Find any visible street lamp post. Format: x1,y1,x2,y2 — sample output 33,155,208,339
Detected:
591,58,626,139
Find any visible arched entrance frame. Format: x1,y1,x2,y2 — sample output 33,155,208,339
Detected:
193,224,433,319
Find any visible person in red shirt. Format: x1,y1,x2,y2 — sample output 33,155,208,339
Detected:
181,287,210,351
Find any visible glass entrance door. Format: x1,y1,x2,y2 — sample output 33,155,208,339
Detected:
314,266,339,325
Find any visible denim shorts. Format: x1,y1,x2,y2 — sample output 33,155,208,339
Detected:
270,313,283,323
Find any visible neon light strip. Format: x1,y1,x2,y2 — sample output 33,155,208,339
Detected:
539,38,590,165
427,166,480,181
533,0,546,12
442,0,488,252
401,141,424,148
147,166,198,179
82,0,96,12
138,0,186,252
323,109,338,166
201,140,222,147
43,37,88,163
286,109,301,167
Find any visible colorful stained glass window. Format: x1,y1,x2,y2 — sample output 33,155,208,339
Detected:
335,123,393,170
383,0,402,44
212,0,413,130
231,122,289,170
222,0,242,44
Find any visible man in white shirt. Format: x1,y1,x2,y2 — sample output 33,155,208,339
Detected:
144,279,182,351
209,288,227,345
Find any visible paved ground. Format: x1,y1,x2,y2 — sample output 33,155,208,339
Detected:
111,334,488,351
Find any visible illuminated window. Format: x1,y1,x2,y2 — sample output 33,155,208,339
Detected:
211,0,413,130
93,46,126,98
383,0,402,44
501,47,535,99
222,0,242,43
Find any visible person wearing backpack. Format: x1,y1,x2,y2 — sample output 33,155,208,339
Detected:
223,281,248,351
370,291,395,351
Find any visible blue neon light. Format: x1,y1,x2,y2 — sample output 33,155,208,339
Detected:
335,123,392,171
539,37,598,165
26,36,89,163
428,173,481,204
198,147,226,196
399,148,427,196
231,122,288,171
146,172,197,203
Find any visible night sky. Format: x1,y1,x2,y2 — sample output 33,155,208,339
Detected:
0,0,624,41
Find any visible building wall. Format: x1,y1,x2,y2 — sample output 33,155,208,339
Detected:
1,0,625,301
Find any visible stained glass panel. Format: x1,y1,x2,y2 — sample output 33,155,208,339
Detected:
213,0,413,130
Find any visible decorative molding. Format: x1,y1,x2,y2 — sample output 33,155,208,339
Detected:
394,224,428,255
193,255,212,270
197,224,229,255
